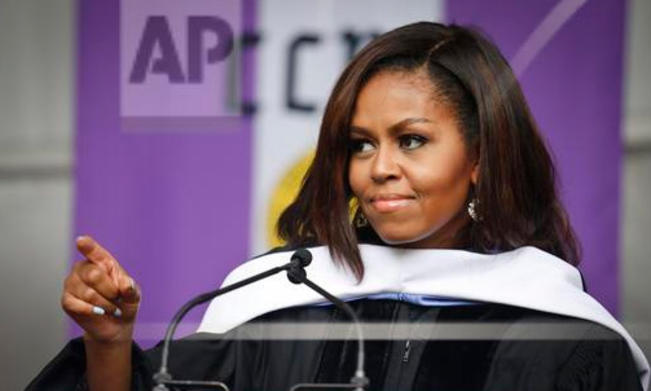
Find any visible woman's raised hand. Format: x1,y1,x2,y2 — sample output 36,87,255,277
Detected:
61,236,141,344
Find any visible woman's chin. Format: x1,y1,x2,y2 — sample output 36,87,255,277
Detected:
375,231,423,246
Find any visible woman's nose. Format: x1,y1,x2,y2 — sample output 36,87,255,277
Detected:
370,146,401,183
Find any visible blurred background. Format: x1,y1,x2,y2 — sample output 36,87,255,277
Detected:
1,0,649,389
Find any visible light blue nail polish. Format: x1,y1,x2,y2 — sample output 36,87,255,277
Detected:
92,306,105,315
113,308,122,318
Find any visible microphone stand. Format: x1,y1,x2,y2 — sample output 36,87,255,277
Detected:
286,256,369,391
152,248,368,391
153,250,311,391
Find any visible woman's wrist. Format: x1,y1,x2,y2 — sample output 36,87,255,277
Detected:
82,330,133,347
83,333,133,391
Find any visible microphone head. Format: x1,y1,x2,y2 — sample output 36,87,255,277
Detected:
291,248,312,267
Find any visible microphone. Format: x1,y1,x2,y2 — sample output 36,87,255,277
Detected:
153,250,313,391
287,248,312,283
285,249,369,391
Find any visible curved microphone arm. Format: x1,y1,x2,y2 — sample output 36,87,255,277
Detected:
286,252,369,391
154,250,309,390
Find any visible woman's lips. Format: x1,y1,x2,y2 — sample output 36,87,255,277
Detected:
369,196,415,213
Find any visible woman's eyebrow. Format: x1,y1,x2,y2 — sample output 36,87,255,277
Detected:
350,117,433,136
389,117,432,133
349,125,371,136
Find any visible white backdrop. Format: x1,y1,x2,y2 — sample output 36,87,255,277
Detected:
250,0,443,254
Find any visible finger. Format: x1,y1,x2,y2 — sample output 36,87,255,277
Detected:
112,273,140,321
61,291,122,318
61,291,100,316
97,267,140,320
119,276,141,305
67,267,121,316
73,283,121,316
112,261,138,301
75,235,116,273
74,261,120,301
114,262,129,296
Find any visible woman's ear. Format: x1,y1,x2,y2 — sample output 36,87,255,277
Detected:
470,160,479,185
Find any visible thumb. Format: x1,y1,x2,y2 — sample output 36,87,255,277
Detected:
118,275,141,305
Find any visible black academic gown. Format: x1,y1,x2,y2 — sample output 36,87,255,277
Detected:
27,299,642,391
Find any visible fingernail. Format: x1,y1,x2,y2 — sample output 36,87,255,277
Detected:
92,306,106,315
113,308,122,318
128,277,135,292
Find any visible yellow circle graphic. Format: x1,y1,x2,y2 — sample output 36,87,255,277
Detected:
266,150,315,248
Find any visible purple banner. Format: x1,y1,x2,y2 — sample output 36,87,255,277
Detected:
447,0,626,314
74,0,625,347
74,0,256,344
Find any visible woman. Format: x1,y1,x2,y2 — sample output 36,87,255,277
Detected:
29,22,647,391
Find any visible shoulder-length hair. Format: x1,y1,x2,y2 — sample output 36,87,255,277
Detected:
277,21,581,279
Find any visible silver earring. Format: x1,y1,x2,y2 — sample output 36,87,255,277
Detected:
467,198,481,222
354,211,368,228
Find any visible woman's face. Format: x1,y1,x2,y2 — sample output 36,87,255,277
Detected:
348,70,478,248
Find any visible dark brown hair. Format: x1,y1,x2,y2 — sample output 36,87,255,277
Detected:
277,22,581,279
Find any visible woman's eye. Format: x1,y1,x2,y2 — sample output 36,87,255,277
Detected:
399,135,427,150
350,139,374,153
